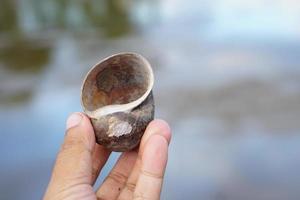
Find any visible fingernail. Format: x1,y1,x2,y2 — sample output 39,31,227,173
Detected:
66,113,83,130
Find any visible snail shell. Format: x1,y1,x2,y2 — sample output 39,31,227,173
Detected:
81,53,155,152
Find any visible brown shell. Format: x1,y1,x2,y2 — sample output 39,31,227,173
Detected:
81,53,154,152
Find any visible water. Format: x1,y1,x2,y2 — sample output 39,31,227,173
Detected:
1,0,300,199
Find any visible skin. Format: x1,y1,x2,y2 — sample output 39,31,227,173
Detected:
44,112,172,200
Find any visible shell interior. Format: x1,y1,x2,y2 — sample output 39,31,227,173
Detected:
81,53,154,119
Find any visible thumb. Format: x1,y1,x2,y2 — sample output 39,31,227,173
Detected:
45,113,96,197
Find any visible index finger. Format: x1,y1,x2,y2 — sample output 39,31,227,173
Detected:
133,134,169,200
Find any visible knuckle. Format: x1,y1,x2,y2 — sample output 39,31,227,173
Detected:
133,192,149,200
125,181,136,193
141,169,163,180
117,182,136,200
56,138,90,167
61,132,85,152
106,171,128,185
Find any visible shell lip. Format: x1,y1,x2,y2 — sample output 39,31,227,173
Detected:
80,52,154,119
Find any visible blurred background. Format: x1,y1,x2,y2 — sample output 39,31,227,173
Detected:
1,0,300,199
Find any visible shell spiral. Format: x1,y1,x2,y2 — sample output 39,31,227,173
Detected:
81,53,155,152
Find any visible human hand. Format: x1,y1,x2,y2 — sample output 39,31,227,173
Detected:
44,112,171,200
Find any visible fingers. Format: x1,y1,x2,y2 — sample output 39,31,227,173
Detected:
117,154,142,200
133,134,169,200
91,144,111,184
140,120,172,154
96,151,137,200
53,113,95,184
118,119,171,200
44,113,109,199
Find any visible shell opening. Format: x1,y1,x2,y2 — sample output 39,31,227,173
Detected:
81,53,154,119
